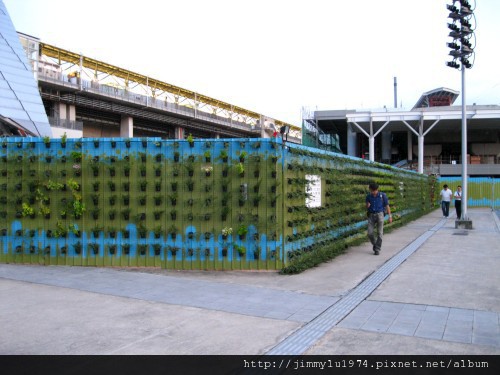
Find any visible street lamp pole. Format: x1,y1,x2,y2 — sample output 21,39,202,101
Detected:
446,0,475,227
460,65,468,220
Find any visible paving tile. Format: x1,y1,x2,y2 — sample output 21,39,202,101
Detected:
361,318,394,332
337,317,366,330
474,310,498,323
472,335,500,347
401,303,427,311
356,300,382,312
443,331,472,344
420,311,449,325
263,311,293,320
426,306,450,313
378,301,405,312
387,322,418,336
448,308,474,322
414,328,444,340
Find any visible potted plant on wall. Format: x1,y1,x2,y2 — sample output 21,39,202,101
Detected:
154,165,162,177
121,208,131,220
122,243,130,255
74,241,82,255
154,195,162,206
88,243,99,255
138,244,147,255
169,193,177,206
123,164,131,177
153,244,162,256
43,136,51,149
185,163,194,177
236,162,244,177
234,244,246,257
153,225,162,239
203,166,213,177
168,224,178,239
204,150,211,162
221,206,229,221
187,133,194,147
138,223,147,239
220,149,228,162
221,227,232,240
237,224,248,240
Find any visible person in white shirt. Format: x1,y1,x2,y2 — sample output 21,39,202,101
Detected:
440,184,453,218
454,185,462,219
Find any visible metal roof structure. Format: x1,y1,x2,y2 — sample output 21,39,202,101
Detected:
412,87,460,109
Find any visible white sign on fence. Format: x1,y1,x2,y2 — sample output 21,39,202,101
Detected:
305,174,321,208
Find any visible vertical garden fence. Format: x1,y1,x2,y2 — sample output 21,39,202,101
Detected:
0,136,437,271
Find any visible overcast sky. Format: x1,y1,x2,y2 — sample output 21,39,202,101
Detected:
4,0,500,125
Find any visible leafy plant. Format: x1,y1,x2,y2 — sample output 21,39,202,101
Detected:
168,224,178,236
70,151,82,162
72,200,86,218
220,149,228,161
204,150,211,161
67,178,80,192
39,205,50,217
45,180,64,191
237,224,248,237
236,162,245,176
21,203,35,217
234,244,246,256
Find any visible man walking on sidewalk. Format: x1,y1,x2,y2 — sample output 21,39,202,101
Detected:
366,183,392,255
440,184,452,218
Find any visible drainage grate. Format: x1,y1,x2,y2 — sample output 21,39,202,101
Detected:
266,219,446,355
453,231,469,236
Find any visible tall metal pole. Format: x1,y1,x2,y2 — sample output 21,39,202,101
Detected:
461,65,468,219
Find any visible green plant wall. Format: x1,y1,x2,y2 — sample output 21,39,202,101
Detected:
0,137,437,272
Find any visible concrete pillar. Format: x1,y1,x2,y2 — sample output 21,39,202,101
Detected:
57,103,67,120
347,123,357,157
369,136,375,162
68,105,76,122
418,135,424,174
120,116,133,138
174,126,185,140
407,131,413,161
381,131,391,162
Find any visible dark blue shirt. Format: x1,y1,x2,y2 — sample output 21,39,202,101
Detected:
366,192,389,213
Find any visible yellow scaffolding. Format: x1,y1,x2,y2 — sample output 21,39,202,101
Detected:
40,43,300,134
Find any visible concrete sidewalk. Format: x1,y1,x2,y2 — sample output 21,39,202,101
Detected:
0,208,499,355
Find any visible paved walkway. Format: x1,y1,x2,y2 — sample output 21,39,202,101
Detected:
0,208,499,355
